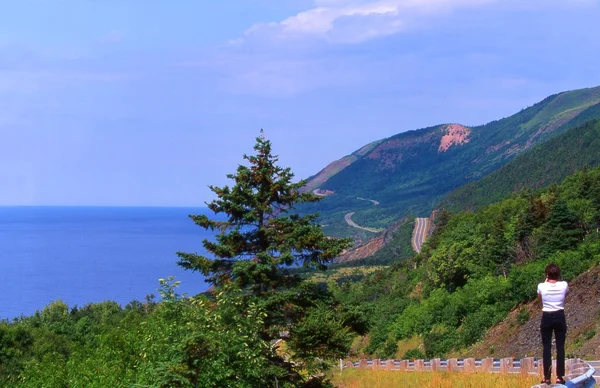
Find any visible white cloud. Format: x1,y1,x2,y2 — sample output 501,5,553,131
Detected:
210,0,500,96
194,0,598,98
237,0,498,44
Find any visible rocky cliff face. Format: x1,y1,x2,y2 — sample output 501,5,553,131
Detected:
466,266,600,360
438,124,471,152
335,219,406,263
336,235,386,263
364,130,439,173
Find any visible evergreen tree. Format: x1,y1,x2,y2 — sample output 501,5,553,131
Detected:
539,198,584,256
176,131,353,385
177,131,351,292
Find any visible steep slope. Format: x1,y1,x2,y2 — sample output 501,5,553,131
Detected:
440,118,600,212
466,265,600,360
303,86,600,236
333,218,414,266
303,140,382,193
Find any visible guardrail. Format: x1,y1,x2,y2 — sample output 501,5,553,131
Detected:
342,357,598,387
562,362,596,388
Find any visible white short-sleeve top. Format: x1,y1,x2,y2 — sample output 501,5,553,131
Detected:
537,281,568,312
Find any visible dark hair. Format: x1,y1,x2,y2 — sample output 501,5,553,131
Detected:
545,263,561,281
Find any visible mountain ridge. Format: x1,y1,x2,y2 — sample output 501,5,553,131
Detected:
302,85,600,236
333,116,600,265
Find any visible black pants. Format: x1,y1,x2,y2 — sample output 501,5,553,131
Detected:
540,310,567,380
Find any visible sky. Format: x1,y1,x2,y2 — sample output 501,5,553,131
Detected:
1,0,600,206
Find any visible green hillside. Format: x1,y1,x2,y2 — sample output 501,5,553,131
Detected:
333,164,600,359
302,86,600,236
338,117,600,269
440,118,600,212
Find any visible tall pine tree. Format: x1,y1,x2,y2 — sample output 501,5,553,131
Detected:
176,132,354,385
177,131,351,293
539,198,584,256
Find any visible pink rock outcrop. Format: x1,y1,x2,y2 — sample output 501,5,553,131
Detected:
438,124,471,152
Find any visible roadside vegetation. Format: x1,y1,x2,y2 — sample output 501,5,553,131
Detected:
306,266,388,285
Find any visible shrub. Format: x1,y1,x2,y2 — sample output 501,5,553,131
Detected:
508,262,545,303
459,305,506,348
402,348,426,360
423,325,459,358
516,308,530,325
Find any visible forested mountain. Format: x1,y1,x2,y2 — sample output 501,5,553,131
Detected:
303,86,600,236
440,118,600,212
335,117,600,267
333,165,600,360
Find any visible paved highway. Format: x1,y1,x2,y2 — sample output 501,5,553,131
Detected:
412,217,429,253
343,196,381,233
344,212,381,233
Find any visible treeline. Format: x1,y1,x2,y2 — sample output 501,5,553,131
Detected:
332,165,600,359
1,281,358,388
1,280,283,387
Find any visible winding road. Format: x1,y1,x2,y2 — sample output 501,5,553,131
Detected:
412,217,429,253
356,197,380,206
343,196,382,233
344,212,381,233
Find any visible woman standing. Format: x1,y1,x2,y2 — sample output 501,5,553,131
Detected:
537,263,569,385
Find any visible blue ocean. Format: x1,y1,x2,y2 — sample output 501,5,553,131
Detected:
0,207,212,319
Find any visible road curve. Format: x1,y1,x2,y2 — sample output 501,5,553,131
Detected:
412,217,429,253
344,212,380,233
356,197,380,205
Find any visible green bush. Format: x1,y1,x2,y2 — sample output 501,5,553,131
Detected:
375,334,399,359
516,308,530,325
392,303,433,340
459,305,506,348
423,325,459,358
508,262,545,303
402,348,426,360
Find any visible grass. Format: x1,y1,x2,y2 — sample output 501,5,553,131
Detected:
306,266,388,284
395,335,424,358
331,370,540,388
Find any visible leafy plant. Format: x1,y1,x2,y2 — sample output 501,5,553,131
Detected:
516,308,530,325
